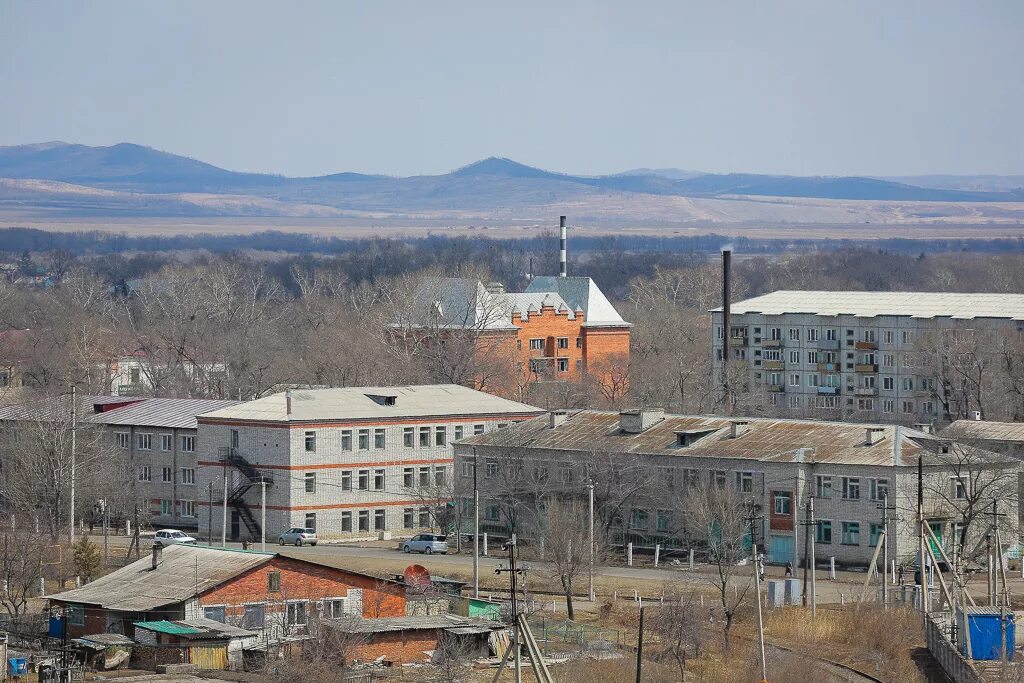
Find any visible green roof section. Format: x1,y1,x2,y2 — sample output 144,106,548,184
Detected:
133,620,202,635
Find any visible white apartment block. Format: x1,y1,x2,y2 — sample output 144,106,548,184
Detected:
196,385,542,542
712,291,1024,422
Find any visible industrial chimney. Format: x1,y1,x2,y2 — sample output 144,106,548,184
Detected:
722,248,732,403
559,215,568,277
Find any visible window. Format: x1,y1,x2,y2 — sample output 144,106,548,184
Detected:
952,477,967,500
815,475,832,499
769,327,782,340
869,523,883,547
286,602,307,627
826,328,837,341
116,432,130,449
358,429,369,450
305,513,317,531
576,337,582,348
883,399,895,414
902,377,914,391
137,433,153,450
883,377,894,391
325,598,348,619
529,338,544,350
341,511,352,532
403,467,415,488
863,330,876,342
66,604,84,626
419,427,431,446
557,358,569,372
434,466,446,486
242,604,265,629
883,353,895,368
736,471,753,493
789,374,800,387
304,431,316,452
808,328,819,342
403,427,414,447
374,509,386,530
631,509,649,530
230,429,239,449
789,328,800,341
772,491,791,516
435,426,446,446
404,508,415,529
358,510,369,531
454,425,464,441
807,374,819,387
374,428,386,449
160,500,172,515
807,351,818,364
374,469,385,490
788,395,801,409
341,470,352,491
841,477,860,500
768,372,782,386
341,430,352,451
419,507,431,527
841,522,861,545
305,472,316,494
857,398,874,411
789,350,799,364
883,330,894,344
902,400,915,414
473,424,485,435
358,469,369,490
138,466,152,482
901,330,914,344
711,470,727,488
419,466,431,487
461,460,473,477
816,520,832,544
485,460,498,477
161,467,172,483
160,434,172,452
870,478,888,501
557,337,569,349
204,606,226,623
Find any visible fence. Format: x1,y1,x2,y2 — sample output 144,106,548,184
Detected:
925,612,981,683
527,615,624,657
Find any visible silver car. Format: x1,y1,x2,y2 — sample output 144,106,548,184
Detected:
153,529,197,548
401,533,448,555
279,527,318,547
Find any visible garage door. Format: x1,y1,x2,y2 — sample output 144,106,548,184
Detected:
768,534,793,565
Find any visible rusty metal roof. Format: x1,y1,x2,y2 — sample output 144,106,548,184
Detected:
942,420,1024,443
457,411,992,468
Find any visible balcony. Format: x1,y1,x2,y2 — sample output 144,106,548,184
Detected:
816,362,840,373
855,364,879,373
728,336,748,347
763,360,784,370
767,384,785,393
762,339,783,348
855,341,878,351
854,387,878,397
817,386,839,395
810,339,840,350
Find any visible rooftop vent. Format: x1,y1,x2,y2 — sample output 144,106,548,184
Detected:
865,427,886,446
971,410,982,421
730,420,750,439
367,394,398,406
151,545,162,571
913,422,934,435
675,428,716,447
485,282,506,294
285,389,292,416
549,410,568,429
619,409,665,434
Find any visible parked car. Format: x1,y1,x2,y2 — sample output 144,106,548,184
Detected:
401,534,448,555
153,529,197,548
279,528,318,546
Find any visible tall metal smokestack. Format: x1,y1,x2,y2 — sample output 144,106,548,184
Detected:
722,248,732,405
559,215,567,277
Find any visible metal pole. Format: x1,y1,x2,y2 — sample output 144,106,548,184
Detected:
70,385,77,547
882,494,889,608
473,447,479,599
103,501,109,563
221,466,228,547
802,494,810,607
509,535,521,683
917,455,928,613
260,478,266,552
588,480,595,603
810,497,817,619
635,605,645,683
752,542,768,681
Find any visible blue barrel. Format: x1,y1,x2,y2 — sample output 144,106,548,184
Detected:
8,657,27,675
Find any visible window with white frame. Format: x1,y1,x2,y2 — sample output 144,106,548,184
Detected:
340,470,352,491
529,338,544,350
374,428,386,449
160,500,172,515
180,434,195,452
341,430,352,451
180,468,195,485
789,374,800,387
286,602,307,627
358,429,369,450
841,477,860,500
419,427,430,446
883,399,895,413
870,478,888,501
473,424,485,435
788,395,801,409
435,426,446,446
404,508,415,529
434,466,446,487
160,434,172,451
358,510,369,531
304,431,316,452
357,470,369,490
403,427,414,447
116,432,130,449
137,433,153,450
789,350,800,364
952,477,967,500
373,469,386,490
161,467,172,483
138,466,151,482
374,509,386,530
305,472,316,494
808,328,819,342
883,330,894,344
341,511,352,532
403,467,415,488
419,466,430,487
325,598,348,619
242,604,265,629
735,471,753,493
454,425,464,441
815,475,832,499
841,521,861,545
789,328,800,341
180,500,196,517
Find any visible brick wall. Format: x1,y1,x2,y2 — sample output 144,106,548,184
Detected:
349,630,440,665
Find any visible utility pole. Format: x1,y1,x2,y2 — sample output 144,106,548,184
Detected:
221,466,228,547
260,478,267,552
799,495,818,617
102,499,109,563
473,447,479,599
207,481,213,546
878,494,897,608
70,384,77,547
635,604,645,683
917,455,928,613
752,541,768,683
587,479,595,603
495,534,525,683
809,496,816,618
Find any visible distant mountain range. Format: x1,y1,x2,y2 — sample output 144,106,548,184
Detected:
0,142,1022,222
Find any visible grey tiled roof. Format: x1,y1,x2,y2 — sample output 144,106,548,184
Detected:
714,290,1024,320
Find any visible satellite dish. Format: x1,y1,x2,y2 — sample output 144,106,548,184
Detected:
403,564,432,589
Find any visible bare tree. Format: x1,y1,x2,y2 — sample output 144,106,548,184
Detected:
0,527,47,616
532,499,602,621
649,589,705,682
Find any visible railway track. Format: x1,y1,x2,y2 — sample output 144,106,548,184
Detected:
763,640,885,683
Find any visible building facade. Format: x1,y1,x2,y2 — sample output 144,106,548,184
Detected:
455,409,1020,568
711,291,1024,422
196,385,543,542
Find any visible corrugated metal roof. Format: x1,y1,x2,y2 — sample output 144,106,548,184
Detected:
134,618,255,640
133,620,202,635
49,545,273,612
330,615,502,634
712,290,1024,321
457,411,1005,467
91,398,239,429
199,384,543,423
943,420,1024,443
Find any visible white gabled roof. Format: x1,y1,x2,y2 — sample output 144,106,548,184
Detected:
714,291,1024,321
198,384,544,423
525,276,630,327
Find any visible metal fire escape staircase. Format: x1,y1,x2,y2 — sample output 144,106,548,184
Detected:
218,447,272,540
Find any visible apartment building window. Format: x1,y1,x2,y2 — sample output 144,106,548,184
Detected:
883,353,895,368
180,500,196,518
815,475,832,499
161,467,172,482
826,329,837,341
883,399,895,413
454,425,464,441
341,511,352,532
789,374,800,387
485,460,498,478
474,424,485,435
461,460,473,478
901,331,914,344
816,521,832,544
557,358,569,372
841,477,860,500
736,471,753,493
818,395,838,408
419,466,431,487
902,400,915,414
857,399,874,411
516,339,522,351
952,477,967,500
268,571,281,592
870,478,888,501
286,602,307,627
374,469,386,490
368,427,384,449
923,401,935,415
242,604,265,629
403,427,414,447
841,522,861,545
341,430,352,451
358,511,369,532
435,466,447,486
355,469,368,490
374,509,386,531
137,433,153,450
789,328,800,341
230,429,239,449
138,466,151,482
358,429,370,450
789,351,799,364
305,513,317,531
576,337,582,349
863,330,876,342
883,330,894,344
883,377,894,391
769,327,782,340
160,434,172,452
341,470,352,491
304,472,316,494
764,349,782,362
180,468,195,485
807,351,818,364
788,395,801,409
419,507,431,527
435,426,446,446
204,606,227,623
808,328,819,342
403,508,415,528
711,470,727,488
419,427,430,446
304,431,316,452
632,509,649,531
557,337,569,349
807,374,819,387
863,375,876,389
160,500,172,515
116,432,130,449
869,523,883,547
773,491,791,516
403,467,415,488
529,338,544,350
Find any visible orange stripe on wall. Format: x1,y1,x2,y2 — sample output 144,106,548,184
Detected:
197,499,439,511
197,458,454,470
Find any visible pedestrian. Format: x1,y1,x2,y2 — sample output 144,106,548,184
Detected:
898,564,905,586
785,561,793,577
757,554,766,582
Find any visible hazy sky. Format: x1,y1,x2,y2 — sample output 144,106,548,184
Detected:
1,1,1022,177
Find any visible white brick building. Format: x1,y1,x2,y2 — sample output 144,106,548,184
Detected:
196,385,542,542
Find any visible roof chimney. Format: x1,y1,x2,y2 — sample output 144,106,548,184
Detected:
549,410,568,429
619,408,665,434
285,389,292,417
485,282,505,294
559,215,567,278
151,544,163,570
730,420,749,439
913,422,934,435
971,410,982,421
865,427,886,446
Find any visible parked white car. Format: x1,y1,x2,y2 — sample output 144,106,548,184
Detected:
401,534,448,554
153,529,197,548
279,527,318,547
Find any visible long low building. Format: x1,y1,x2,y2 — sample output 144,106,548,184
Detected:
196,384,543,542
455,409,1021,568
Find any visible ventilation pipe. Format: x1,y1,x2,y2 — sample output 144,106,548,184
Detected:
151,544,162,570
971,410,982,421
730,420,749,439
549,410,568,429
722,248,732,404
865,427,886,445
559,215,568,277
285,389,292,417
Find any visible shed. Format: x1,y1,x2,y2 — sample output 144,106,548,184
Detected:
133,618,257,671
